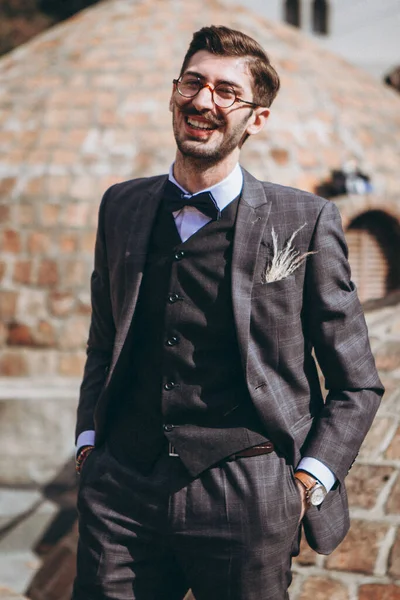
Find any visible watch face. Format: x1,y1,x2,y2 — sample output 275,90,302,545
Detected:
310,484,326,506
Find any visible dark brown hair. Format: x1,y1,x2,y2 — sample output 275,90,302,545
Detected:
179,25,280,108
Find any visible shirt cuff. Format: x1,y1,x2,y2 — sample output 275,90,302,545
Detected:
76,430,95,455
297,457,336,492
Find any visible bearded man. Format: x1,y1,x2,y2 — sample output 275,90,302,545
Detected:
73,25,383,600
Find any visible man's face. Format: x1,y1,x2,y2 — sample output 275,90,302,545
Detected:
170,50,263,164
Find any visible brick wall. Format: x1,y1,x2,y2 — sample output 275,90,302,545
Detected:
0,0,399,379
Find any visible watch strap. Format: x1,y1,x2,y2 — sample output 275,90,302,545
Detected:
294,470,318,492
76,445,94,474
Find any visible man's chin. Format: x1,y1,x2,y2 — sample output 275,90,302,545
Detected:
176,139,220,162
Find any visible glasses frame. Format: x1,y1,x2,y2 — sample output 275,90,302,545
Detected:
173,76,259,109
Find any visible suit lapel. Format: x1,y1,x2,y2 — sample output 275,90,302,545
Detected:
111,175,167,373
232,169,272,376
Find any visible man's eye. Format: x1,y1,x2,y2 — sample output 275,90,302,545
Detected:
182,79,199,88
215,87,235,99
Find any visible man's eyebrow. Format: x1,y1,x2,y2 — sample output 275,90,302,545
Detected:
218,79,244,92
184,70,244,92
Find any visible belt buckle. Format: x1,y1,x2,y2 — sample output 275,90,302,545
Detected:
168,442,179,457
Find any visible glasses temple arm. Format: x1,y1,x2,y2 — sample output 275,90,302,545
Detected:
236,97,259,108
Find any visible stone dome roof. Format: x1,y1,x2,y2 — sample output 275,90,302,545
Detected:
0,0,399,377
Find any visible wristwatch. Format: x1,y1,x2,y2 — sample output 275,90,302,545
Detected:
294,470,327,506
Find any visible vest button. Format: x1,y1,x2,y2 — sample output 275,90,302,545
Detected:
164,381,175,391
174,250,185,261
166,336,179,347
168,293,180,304
163,424,174,432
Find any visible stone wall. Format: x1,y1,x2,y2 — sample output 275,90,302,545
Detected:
0,378,79,485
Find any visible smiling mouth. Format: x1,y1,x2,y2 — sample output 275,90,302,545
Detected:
185,116,218,131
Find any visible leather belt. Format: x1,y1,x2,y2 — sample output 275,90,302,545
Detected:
227,441,275,460
168,441,275,459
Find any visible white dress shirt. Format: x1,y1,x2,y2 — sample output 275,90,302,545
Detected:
77,163,335,492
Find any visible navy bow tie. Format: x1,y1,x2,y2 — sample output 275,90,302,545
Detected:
164,180,221,221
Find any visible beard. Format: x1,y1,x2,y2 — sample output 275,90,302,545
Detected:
172,104,252,166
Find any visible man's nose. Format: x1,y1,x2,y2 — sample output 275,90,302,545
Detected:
191,84,215,111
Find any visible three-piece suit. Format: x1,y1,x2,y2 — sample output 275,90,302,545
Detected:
73,168,383,600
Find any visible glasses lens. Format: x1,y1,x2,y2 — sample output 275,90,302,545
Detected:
178,75,201,98
176,77,237,107
213,84,236,108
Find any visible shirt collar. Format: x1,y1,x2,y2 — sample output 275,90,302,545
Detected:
168,163,243,212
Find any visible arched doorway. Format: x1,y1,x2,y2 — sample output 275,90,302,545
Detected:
346,210,400,302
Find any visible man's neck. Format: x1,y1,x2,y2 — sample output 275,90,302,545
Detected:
173,152,240,194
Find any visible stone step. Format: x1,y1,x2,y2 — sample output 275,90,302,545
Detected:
0,493,57,553
0,378,80,486
27,525,78,600
0,490,43,518
0,589,28,600
0,378,81,401
0,552,41,595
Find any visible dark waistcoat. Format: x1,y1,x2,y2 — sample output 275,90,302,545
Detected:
108,194,268,476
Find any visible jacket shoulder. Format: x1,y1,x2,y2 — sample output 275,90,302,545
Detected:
241,168,330,215
261,181,329,211
104,174,167,204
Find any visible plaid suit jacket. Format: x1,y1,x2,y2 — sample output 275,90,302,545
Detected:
76,168,384,554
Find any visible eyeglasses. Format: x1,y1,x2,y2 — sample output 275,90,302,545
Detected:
173,75,258,109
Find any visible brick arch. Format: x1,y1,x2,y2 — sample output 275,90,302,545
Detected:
337,202,400,302
334,195,400,230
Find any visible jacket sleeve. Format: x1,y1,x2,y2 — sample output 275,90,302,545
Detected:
75,186,116,442
302,200,384,483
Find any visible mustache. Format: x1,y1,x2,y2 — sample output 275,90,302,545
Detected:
178,106,224,127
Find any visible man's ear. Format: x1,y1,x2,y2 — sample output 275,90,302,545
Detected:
246,107,270,136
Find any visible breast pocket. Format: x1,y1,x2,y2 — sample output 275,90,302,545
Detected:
252,274,296,295
251,275,301,323
250,278,303,372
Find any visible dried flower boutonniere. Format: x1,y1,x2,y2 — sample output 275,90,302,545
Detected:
263,223,317,283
